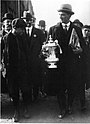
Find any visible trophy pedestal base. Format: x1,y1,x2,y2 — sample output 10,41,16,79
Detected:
45,58,59,69
48,63,57,68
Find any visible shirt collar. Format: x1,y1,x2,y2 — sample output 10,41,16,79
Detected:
26,26,33,36
62,22,70,27
26,26,33,30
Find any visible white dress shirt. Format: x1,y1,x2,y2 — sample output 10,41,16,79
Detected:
26,26,33,36
62,22,70,31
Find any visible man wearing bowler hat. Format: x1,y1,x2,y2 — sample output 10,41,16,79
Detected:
38,20,48,98
1,13,14,94
38,20,48,40
22,11,46,102
48,4,85,119
2,13,14,36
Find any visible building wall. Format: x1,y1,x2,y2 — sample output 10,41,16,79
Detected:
1,0,34,19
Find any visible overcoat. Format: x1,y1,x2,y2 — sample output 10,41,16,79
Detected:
2,32,19,95
2,32,30,96
50,21,84,92
2,32,18,78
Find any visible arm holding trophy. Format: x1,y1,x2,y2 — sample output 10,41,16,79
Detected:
41,35,62,68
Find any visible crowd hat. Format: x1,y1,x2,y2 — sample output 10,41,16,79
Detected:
58,4,74,15
82,25,90,29
73,19,83,27
73,19,81,23
2,13,14,22
38,20,46,27
21,11,33,21
12,18,27,28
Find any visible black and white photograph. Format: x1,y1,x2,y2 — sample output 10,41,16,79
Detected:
0,0,90,123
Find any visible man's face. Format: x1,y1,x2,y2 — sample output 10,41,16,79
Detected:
3,19,12,32
59,11,71,24
24,19,32,27
82,28,90,37
39,26,45,31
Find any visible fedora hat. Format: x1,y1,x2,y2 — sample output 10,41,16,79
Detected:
21,11,33,21
58,4,74,15
12,18,27,28
2,13,13,22
38,20,46,27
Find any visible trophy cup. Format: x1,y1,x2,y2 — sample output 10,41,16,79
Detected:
41,35,62,68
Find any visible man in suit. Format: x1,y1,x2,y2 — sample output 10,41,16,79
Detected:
2,18,31,122
22,11,46,102
82,25,90,90
38,20,48,40
1,13,14,93
38,20,48,98
2,13,13,36
48,4,84,119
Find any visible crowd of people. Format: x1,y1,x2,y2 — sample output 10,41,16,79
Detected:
1,3,90,122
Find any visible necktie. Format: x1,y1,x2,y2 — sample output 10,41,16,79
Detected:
64,25,68,34
64,25,67,31
27,28,29,36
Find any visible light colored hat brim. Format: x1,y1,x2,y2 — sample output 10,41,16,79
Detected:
58,9,74,15
38,24,46,26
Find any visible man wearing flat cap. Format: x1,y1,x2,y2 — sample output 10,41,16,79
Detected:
22,11,46,103
48,3,85,119
2,18,31,122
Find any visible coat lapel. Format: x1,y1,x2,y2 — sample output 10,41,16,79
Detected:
28,27,34,48
29,27,37,51
55,22,75,45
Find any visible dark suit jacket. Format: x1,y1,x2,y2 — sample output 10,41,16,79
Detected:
48,22,60,38
49,21,84,63
48,25,57,37
28,27,46,83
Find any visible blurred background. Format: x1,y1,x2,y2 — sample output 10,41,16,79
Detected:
32,0,90,30
1,0,90,31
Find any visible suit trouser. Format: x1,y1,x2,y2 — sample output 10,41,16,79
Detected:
31,68,42,100
66,61,85,108
57,74,66,112
66,79,85,108
8,71,31,111
46,68,66,112
1,74,8,93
